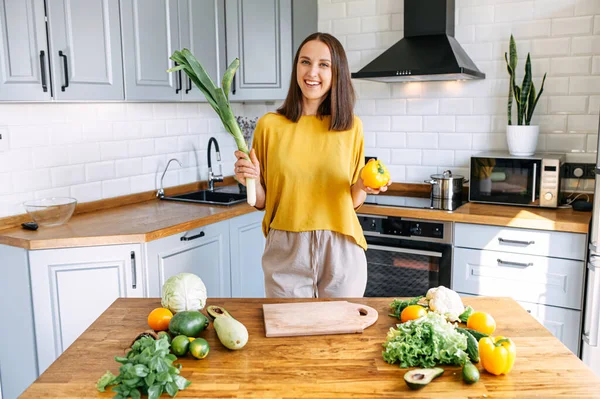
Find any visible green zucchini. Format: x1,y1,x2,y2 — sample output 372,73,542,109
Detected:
456,328,479,363
459,327,489,341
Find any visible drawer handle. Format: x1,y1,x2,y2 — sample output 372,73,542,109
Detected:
498,237,535,246
497,258,533,268
181,231,205,241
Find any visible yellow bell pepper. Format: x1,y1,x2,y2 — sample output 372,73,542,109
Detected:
361,159,390,189
479,336,516,376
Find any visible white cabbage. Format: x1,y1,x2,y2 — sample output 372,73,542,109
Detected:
161,273,207,313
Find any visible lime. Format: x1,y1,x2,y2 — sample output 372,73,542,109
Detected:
157,331,172,344
171,335,190,356
189,338,210,359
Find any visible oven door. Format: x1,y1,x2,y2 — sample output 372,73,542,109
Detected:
363,234,452,298
469,157,541,206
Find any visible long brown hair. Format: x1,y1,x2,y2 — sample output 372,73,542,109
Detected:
277,32,355,131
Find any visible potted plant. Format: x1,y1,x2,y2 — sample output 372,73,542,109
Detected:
504,34,547,156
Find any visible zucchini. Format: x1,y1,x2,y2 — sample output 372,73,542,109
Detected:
456,328,479,363
459,327,489,341
462,360,480,384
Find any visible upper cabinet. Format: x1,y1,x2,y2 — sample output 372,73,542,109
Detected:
0,0,314,102
120,0,225,102
46,0,124,100
224,0,292,101
0,0,51,101
0,0,124,101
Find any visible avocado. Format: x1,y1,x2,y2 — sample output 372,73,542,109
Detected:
168,311,209,337
206,305,248,350
403,368,444,390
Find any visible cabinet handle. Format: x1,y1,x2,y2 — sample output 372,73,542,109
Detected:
174,62,182,94
497,258,533,268
498,237,535,246
186,77,192,94
130,251,137,289
39,51,48,92
59,51,69,91
181,231,205,241
232,75,236,95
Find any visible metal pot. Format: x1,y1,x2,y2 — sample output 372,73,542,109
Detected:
424,170,468,201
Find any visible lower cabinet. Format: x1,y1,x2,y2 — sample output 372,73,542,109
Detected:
230,212,266,298
453,222,586,356
145,211,266,298
145,220,232,298
28,244,144,375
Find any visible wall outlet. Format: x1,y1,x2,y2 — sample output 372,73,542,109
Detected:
0,127,8,152
563,163,595,180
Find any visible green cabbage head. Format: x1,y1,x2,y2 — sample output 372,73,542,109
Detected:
161,273,207,313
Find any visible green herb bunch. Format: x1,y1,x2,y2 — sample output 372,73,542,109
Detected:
96,335,191,399
389,296,424,319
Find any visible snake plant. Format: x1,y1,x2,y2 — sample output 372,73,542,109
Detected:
168,49,256,206
505,35,547,126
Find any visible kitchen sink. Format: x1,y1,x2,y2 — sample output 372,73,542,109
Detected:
162,188,247,206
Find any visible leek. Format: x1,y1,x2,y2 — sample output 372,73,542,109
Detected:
167,49,256,206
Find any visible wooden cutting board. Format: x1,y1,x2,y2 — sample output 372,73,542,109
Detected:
262,301,379,337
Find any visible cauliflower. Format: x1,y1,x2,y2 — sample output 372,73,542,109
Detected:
425,286,465,322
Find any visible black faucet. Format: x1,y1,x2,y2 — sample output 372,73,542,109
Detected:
207,137,223,191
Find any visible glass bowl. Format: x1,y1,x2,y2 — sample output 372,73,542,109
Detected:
23,197,77,227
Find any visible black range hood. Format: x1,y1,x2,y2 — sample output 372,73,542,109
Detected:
351,0,485,83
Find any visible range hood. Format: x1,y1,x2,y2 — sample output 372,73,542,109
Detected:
351,0,485,83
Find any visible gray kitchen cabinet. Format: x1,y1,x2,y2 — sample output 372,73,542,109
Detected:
28,244,144,375
0,245,38,399
224,0,292,101
178,0,226,102
230,211,266,298
121,0,225,102
0,0,51,101
453,222,587,355
145,220,232,298
46,0,124,100
120,0,180,101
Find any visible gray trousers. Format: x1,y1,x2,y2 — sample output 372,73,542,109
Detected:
261,229,368,298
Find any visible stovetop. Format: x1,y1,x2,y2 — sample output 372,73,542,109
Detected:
364,194,466,211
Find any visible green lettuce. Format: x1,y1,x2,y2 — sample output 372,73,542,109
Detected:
382,312,468,368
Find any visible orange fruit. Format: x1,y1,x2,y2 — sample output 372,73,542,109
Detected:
467,311,496,335
400,305,427,323
148,307,173,331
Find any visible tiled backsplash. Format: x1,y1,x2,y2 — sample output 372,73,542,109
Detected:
320,0,600,187
1,0,600,217
0,102,271,217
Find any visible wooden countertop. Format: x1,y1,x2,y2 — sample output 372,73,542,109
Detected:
0,200,257,250
0,183,591,250
21,297,600,398
360,202,592,234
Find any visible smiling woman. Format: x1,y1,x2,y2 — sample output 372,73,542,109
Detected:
233,33,392,299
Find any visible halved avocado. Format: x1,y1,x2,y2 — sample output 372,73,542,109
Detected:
404,368,444,390
206,305,233,320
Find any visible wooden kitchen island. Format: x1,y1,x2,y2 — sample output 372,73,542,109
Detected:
20,297,600,398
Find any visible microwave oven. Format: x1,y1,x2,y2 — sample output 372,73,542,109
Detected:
469,152,565,208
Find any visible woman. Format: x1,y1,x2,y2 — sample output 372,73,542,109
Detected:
233,32,391,298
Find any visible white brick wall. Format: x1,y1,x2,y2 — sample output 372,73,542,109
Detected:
0,102,270,217
321,0,600,185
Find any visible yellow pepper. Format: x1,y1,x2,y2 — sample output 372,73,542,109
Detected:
479,336,516,376
361,159,391,189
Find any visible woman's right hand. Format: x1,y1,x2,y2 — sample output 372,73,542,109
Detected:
234,148,260,186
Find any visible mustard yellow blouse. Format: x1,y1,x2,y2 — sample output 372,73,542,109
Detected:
252,112,366,250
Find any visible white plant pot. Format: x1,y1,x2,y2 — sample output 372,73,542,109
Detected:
506,125,539,156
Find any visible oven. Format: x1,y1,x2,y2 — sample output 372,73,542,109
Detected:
358,214,452,297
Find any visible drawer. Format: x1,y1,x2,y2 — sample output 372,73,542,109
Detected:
454,223,587,260
453,247,585,310
517,300,581,356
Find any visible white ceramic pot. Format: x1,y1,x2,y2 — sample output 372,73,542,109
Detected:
506,125,539,156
